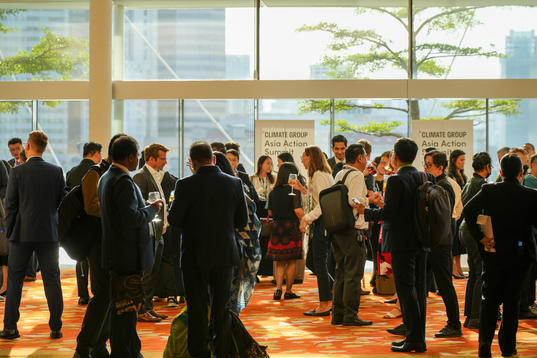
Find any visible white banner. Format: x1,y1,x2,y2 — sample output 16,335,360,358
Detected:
412,120,474,177
255,120,315,175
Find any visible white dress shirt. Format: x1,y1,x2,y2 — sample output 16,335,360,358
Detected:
446,176,463,220
145,164,168,230
334,165,369,230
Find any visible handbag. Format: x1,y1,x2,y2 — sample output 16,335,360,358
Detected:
0,200,8,256
375,274,395,295
111,273,144,315
260,213,272,238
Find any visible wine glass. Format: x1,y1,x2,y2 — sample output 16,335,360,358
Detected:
148,191,162,222
288,174,298,196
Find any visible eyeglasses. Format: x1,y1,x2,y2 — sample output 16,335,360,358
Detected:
424,162,433,168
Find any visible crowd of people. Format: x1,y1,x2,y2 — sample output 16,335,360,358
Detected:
0,130,536,358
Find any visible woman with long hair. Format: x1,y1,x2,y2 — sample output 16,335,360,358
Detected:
447,150,467,279
251,155,274,202
290,145,334,316
267,162,304,300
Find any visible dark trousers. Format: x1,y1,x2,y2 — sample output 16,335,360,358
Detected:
331,229,367,321
110,272,142,358
479,253,531,355
25,252,38,278
140,237,164,313
76,258,90,299
182,265,234,358
4,241,63,331
460,224,483,320
430,244,461,329
391,249,428,345
76,241,111,356
369,222,381,286
306,216,333,302
519,262,536,312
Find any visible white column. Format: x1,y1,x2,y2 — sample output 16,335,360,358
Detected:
89,0,113,151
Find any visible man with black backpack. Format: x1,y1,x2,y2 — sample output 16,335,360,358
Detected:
330,144,373,327
355,138,434,353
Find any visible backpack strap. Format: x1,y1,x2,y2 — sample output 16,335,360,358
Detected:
341,168,357,185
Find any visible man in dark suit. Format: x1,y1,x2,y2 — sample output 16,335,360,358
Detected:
133,142,174,322
1,131,65,340
463,153,537,358
98,135,162,357
356,138,434,353
7,137,23,168
327,134,347,177
169,141,248,358
66,141,103,306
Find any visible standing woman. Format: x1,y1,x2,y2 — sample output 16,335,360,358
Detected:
291,146,334,316
251,155,274,202
448,149,468,279
267,162,304,300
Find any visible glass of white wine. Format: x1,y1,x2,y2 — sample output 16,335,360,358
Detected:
288,174,298,196
148,191,162,222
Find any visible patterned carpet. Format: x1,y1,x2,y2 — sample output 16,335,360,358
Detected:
0,269,536,357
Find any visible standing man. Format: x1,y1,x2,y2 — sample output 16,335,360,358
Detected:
331,144,373,326
98,135,162,357
133,143,173,322
66,141,103,306
327,135,347,177
523,143,535,158
356,138,434,353
463,154,537,358
169,141,248,358
1,131,65,340
7,138,23,168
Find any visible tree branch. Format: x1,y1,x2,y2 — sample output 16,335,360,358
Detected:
414,6,482,37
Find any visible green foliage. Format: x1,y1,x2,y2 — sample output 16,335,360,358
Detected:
298,6,520,136
320,119,404,137
0,10,89,114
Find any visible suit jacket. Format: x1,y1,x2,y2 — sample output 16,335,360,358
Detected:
168,165,248,269
364,166,435,253
462,179,537,261
5,156,65,243
8,158,15,168
327,157,345,178
66,158,96,190
98,165,156,273
0,160,8,200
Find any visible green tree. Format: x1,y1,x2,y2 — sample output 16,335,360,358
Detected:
298,6,521,136
0,9,89,113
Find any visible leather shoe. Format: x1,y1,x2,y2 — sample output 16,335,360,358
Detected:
50,330,63,339
342,317,373,326
502,349,518,357
0,328,20,339
479,344,492,358
387,323,406,336
138,312,162,322
331,316,343,325
149,309,168,320
284,292,300,299
273,289,282,300
519,310,537,319
78,297,90,305
360,289,370,295
384,298,397,304
392,339,406,346
303,308,331,316
466,318,479,329
435,325,462,338
390,341,426,353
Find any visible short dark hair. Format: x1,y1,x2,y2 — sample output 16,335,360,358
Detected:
331,134,347,147
394,138,418,164
225,141,240,152
277,152,294,163
190,141,213,163
500,153,522,180
211,142,226,154
423,149,438,162
8,137,22,146
83,142,102,157
111,136,139,162
345,144,365,164
226,149,240,160
424,147,437,153
524,143,535,151
108,133,127,159
430,151,448,172
531,153,537,167
214,151,234,176
472,152,492,172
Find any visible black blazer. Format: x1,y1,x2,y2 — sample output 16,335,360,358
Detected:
66,158,96,190
5,157,65,243
364,166,435,253
168,165,248,269
98,165,156,273
0,160,8,200
462,180,537,261
8,158,15,168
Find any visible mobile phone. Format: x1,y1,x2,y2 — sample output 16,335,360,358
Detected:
352,198,361,205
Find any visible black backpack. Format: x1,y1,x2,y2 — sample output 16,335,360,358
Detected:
319,169,356,234
414,172,452,249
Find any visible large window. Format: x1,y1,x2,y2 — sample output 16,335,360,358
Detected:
0,101,32,162
0,8,89,81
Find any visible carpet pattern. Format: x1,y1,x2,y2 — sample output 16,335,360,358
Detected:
0,269,536,357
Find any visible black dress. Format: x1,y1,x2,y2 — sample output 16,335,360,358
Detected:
266,186,303,261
